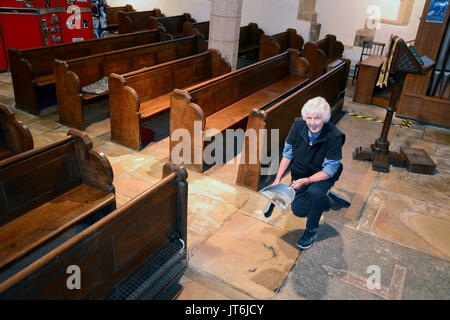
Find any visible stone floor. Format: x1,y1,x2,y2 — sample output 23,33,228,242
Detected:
1,72,449,300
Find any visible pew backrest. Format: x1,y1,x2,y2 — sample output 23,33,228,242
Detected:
239,23,265,48
105,4,135,28
259,28,304,60
183,21,210,40
117,9,165,34
314,34,344,63
149,13,196,38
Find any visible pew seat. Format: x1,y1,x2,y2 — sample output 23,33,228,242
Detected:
0,184,115,271
81,91,109,102
239,43,260,56
139,91,182,119
205,74,307,132
34,74,55,87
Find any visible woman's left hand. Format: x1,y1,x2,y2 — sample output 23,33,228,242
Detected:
291,178,308,190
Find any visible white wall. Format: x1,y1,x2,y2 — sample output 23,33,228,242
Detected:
106,0,426,65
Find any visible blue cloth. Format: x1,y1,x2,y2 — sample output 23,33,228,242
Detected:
282,128,341,178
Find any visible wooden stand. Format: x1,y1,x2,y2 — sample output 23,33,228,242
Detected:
353,37,436,173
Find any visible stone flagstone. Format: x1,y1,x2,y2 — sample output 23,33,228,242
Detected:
189,213,300,299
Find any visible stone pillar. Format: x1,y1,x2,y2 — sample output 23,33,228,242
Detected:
309,22,321,42
209,0,243,70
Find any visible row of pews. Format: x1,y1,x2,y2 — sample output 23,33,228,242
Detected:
1,6,350,299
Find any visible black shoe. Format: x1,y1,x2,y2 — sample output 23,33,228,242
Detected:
296,229,318,250
327,191,351,211
263,202,275,218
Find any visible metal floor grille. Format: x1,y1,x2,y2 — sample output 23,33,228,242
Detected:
109,240,186,300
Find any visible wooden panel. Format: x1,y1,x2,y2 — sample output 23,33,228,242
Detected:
173,64,194,87
0,141,80,220
396,0,450,126
149,70,174,99
114,195,174,268
7,247,103,300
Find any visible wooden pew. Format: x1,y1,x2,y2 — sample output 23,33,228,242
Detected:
303,35,349,82
0,162,188,300
149,13,196,39
0,103,33,161
9,28,172,115
236,59,350,190
109,49,231,150
183,21,266,60
258,28,305,61
54,34,207,130
238,23,265,59
0,129,116,282
118,9,165,34
105,4,135,32
169,49,310,173
183,21,210,41
312,34,345,66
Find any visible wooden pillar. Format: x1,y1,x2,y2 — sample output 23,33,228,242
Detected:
209,0,243,70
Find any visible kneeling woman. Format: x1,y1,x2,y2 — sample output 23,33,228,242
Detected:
271,96,350,250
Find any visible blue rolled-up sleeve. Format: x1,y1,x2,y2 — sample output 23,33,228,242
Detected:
322,158,341,178
283,142,294,160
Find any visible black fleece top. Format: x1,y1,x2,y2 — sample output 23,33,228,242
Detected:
286,118,345,181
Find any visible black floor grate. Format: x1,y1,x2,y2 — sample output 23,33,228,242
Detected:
109,240,187,300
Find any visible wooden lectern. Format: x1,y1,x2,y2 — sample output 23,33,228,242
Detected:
353,36,436,173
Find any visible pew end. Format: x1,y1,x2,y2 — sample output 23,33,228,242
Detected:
108,73,142,151
170,89,206,173
303,42,327,81
8,48,39,115
0,103,34,160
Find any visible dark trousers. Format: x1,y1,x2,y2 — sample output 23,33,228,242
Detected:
290,179,336,232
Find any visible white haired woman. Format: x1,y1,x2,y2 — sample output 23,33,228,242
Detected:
270,96,350,250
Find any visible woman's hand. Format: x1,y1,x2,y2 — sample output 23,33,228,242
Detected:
270,179,281,187
291,178,309,190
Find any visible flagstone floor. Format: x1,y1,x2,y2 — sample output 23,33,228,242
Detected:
0,73,449,300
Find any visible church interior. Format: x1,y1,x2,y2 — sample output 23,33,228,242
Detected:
0,0,449,300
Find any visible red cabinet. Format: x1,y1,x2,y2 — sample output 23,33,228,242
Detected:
0,0,93,71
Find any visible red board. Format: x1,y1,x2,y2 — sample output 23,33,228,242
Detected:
0,0,92,70
0,12,43,70
0,26,6,71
